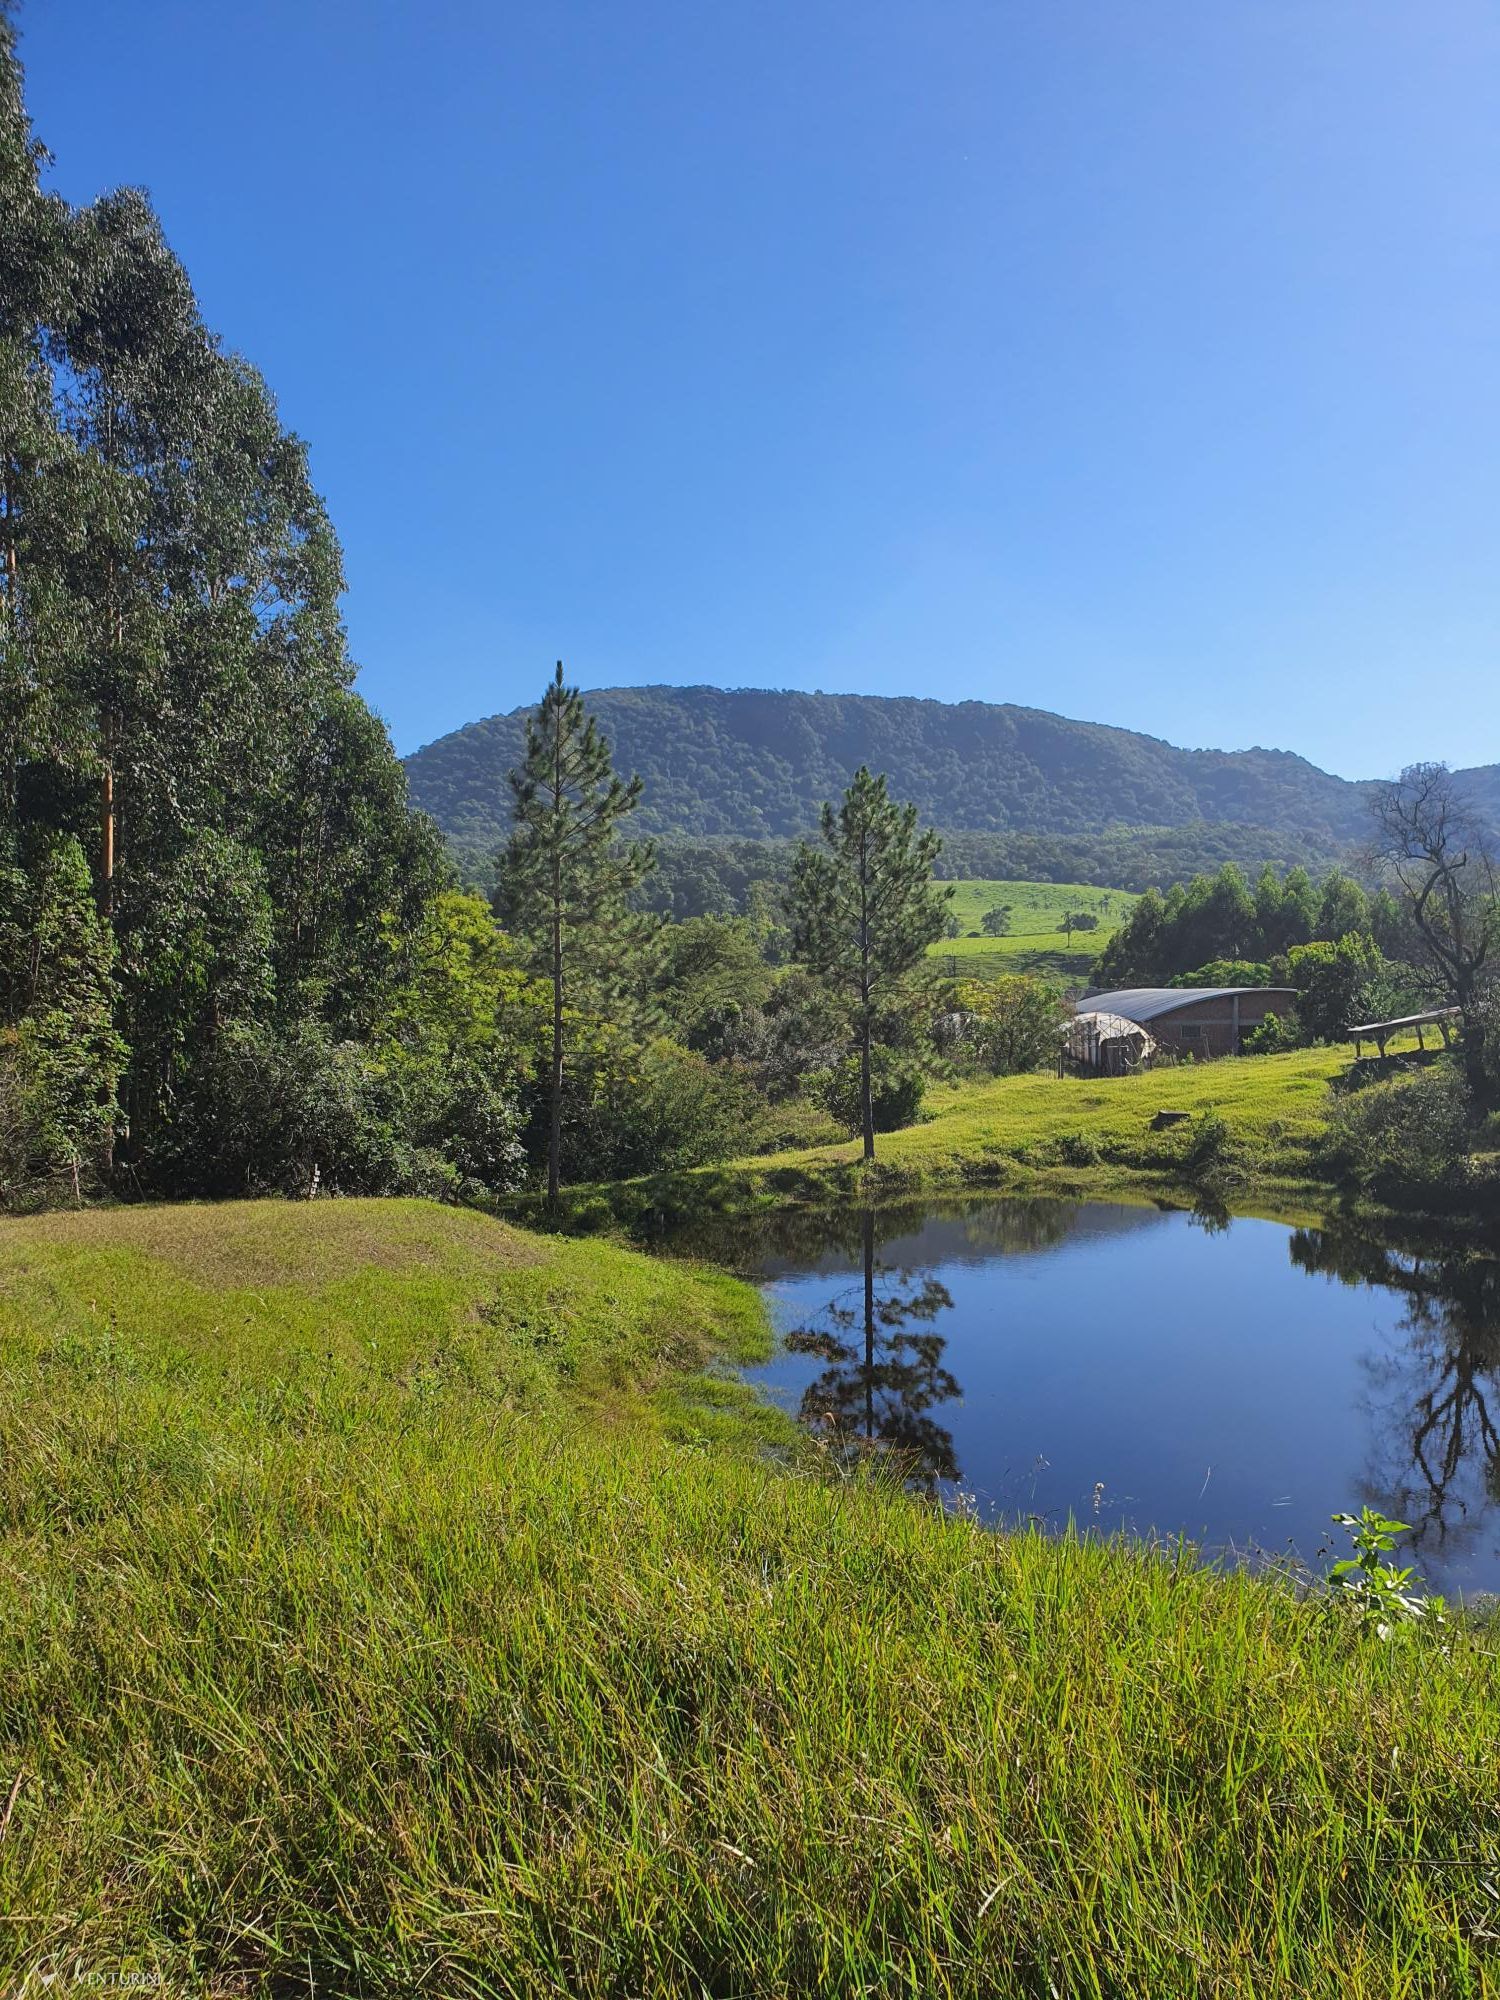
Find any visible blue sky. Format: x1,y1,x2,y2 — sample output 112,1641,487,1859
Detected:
19,0,1500,775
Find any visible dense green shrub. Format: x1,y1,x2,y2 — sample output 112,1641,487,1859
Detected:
1322,1067,1472,1195
736,1096,849,1156
1289,933,1385,1044
814,1047,926,1136
143,1022,460,1201
1182,1109,1245,1184
556,1036,752,1181
1243,1010,1302,1055
950,974,1068,1076
1052,1130,1103,1167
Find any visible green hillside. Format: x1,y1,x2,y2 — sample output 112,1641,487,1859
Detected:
930,877,1137,981
405,684,1500,883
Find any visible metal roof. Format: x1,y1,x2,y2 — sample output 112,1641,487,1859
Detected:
1346,1006,1459,1035
1064,1010,1157,1043
1080,987,1296,1025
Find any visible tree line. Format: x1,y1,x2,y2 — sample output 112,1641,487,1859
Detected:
0,7,443,1203
0,0,960,1210
1094,775,1497,1107
456,821,1356,922
4,1,1492,1212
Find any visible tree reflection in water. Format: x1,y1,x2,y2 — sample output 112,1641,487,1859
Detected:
784,1210,960,1494
1291,1221,1500,1567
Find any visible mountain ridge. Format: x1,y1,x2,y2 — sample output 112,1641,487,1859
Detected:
404,683,1498,874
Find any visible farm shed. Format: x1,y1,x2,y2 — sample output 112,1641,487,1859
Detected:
1060,1010,1158,1077
1076,987,1297,1064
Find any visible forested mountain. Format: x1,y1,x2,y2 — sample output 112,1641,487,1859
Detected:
405,685,1499,887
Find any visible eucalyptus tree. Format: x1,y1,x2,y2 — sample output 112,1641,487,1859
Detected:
0,9,450,1201
789,767,950,1162
0,0,79,825
497,663,655,1202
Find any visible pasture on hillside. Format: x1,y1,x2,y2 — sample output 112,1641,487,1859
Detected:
929,878,1137,982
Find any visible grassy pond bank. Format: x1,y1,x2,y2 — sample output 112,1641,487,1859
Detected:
2,1192,1500,1994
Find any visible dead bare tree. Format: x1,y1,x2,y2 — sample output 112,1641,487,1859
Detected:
1370,763,1497,1107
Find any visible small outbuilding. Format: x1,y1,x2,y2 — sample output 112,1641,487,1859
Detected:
1073,987,1297,1066
1061,1010,1158,1078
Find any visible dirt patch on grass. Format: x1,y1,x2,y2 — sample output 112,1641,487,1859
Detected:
0,1197,542,1294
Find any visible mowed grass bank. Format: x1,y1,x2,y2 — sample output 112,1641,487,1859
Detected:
562,1044,1392,1230
3,1199,1500,1996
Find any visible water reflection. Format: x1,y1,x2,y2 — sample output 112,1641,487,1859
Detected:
759,1198,1168,1508
663,1195,1500,1588
783,1211,960,1492
660,1193,1086,1274
1291,1220,1500,1573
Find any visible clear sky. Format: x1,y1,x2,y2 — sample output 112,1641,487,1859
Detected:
17,0,1500,775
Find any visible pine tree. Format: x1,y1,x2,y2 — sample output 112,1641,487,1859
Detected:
789,767,950,1163
0,830,124,1196
497,663,654,1202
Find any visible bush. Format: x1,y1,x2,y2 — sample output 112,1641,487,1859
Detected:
738,1096,848,1156
815,1048,926,1136
1322,1067,1472,1196
559,1036,753,1181
0,1035,66,1211
1053,1130,1102,1167
1289,933,1385,1044
1182,1109,1243,1182
1243,1010,1303,1055
143,1021,462,1201
950,974,1069,1077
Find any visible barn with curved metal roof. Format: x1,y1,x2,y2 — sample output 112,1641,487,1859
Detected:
1077,987,1296,1062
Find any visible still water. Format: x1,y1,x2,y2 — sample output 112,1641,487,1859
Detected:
674,1199,1500,1596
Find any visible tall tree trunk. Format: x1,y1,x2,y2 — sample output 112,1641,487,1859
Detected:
859,832,874,1162
860,1014,874,1163
98,754,114,918
548,869,563,1206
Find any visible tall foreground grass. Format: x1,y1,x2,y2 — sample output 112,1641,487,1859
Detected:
2,1200,1498,1996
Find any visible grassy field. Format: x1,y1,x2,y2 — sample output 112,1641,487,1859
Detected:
928,877,1137,983
4,1194,1500,1996
558,1043,1423,1234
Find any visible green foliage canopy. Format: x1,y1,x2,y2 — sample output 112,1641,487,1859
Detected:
496,663,655,1201
789,768,950,1161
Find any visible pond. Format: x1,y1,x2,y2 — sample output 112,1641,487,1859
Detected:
667,1198,1500,1596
